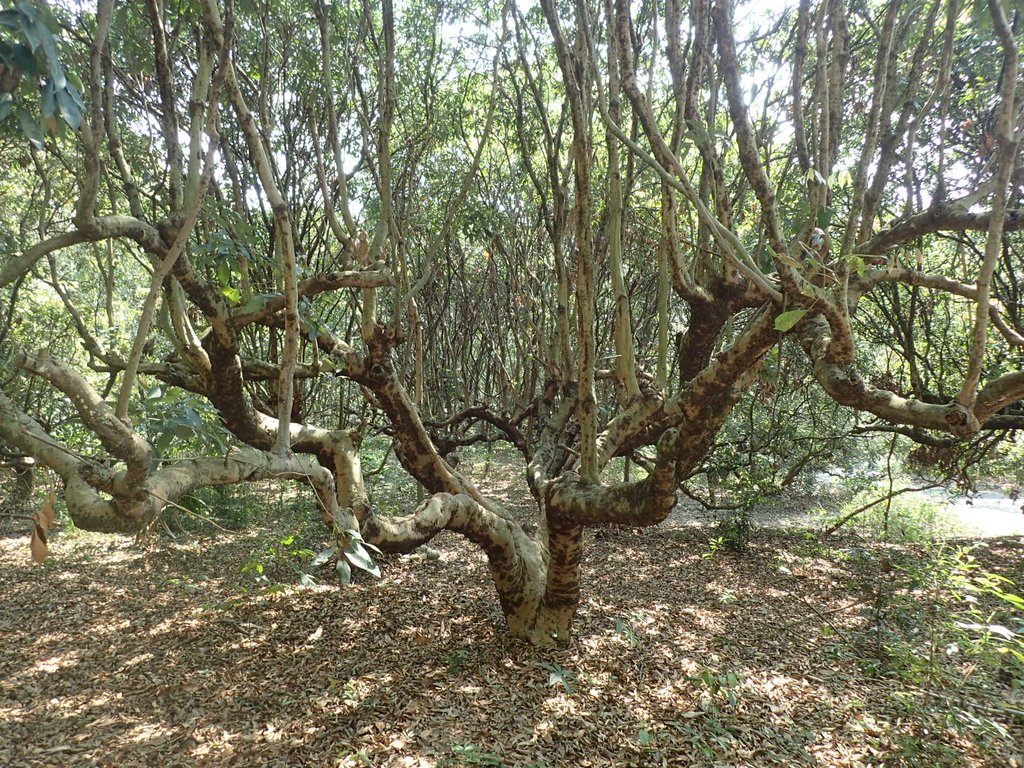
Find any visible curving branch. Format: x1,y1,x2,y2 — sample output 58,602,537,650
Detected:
114,111,219,421
797,315,981,437
712,0,785,254
203,0,301,456
229,269,392,328
609,0,782,302
361,491,543,637
3,352,356,535
975,371,1024,424
0,231,91,289
956,0,1020,408
853,267,1024,347
15,349,152,494
855,203,1024,255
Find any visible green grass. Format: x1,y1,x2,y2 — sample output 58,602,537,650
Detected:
822,486,970,542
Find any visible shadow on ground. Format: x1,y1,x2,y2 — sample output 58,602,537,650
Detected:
2,505,1022,768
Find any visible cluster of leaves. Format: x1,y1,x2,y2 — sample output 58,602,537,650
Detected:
0,1,83,145
136,385,230,459
240,533,316,587
703,513,752,559
239,526,382,589
309,527,382,584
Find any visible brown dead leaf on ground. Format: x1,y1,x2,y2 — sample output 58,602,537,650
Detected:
0,473,1022,768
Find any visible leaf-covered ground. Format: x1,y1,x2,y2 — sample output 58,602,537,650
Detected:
1,477,1023,767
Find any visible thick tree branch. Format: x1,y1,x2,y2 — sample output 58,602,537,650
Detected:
797,316,981,437
855,204,1024,255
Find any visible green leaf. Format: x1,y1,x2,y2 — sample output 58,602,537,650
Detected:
181,407,204,428
236,293,269,314
806,167,827,186
16,105,43,147
775,253,803,270
683,120,711,147
39,34,64,89
56,86,81,130
848,255,867,277
310,545,336,568
343,542,381,578
16,11,40,52
169,424,193,440
64,72,85,107
541,661,576,693
10,42,37,76
831,169,852,188
344,527,365,543
216,259,232,286
774,309,808,332
0,10,23,32
335,558,352,583
155,431,175,456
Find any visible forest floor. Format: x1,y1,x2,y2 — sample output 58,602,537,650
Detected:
1,463,1023,768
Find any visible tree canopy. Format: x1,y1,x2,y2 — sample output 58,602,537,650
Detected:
1,0,1022,645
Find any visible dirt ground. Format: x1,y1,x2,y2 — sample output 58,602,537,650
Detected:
1,482,1023,767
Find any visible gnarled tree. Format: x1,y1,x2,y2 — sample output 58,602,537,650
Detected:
0,0,1021,645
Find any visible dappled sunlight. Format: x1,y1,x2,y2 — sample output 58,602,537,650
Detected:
1,518,1021,766
124,720,180,745
28,650,83,676
0,0,1021,763
144,610,210,638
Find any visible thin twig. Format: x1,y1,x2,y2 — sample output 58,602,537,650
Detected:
823,482,943,536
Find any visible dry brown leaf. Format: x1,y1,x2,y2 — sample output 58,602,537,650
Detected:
28,490,56,563
0,470,1020,768
30,523,48,563
36,490,56,531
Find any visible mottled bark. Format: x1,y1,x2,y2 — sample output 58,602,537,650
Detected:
713,0,786,254
0,366,356,535
855,205,1024,256
15,349,152,495
361,492,545,639
350,352,503,515
797,316,981,437
956,0,1019,408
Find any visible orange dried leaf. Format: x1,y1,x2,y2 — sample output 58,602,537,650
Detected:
30,524,48,563
35,490,56,532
